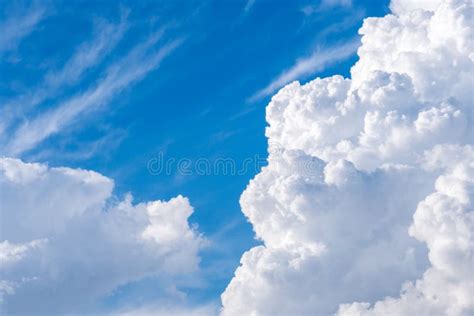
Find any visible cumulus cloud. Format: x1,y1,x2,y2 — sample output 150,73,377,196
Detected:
0,158,204,314
389,0,443,15
337,151,474,315
222,0,473,315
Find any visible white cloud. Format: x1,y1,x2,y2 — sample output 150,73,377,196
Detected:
118,302,219,316
221,0,473,315
3,32,182,156
389,0,442,15
0,3,46,55
0,10,128,153
45,14,128,88
338,149,474,316
0,158,204,314
302,0,353,16
244,0,256,13
0,15,128,143
0,239,47,266
251,39,360,100
323,0,352,7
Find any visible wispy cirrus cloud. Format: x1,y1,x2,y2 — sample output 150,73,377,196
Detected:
0,14,128,136
243,0,257,13
302,0,353,15
4,32,183,156
27,127,128,162
116,302,219,316
0,3,47,55
45,15,129,89
6,37,182,156
250,39,360,100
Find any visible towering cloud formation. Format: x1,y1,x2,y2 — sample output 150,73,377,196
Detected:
0,158,204,314
221,0,473,315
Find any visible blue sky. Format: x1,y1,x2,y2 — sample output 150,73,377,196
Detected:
1,0,392,312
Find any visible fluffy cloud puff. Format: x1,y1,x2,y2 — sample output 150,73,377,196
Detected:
337,148,474,315
221,1,473,315
0,158,204,314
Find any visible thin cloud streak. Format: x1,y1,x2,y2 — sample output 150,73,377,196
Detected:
250,39,360,101
0,4,46,54
0,16,128,137
244,0,256,13
45,15,129,88
302,0,353,15
5,34,183,156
